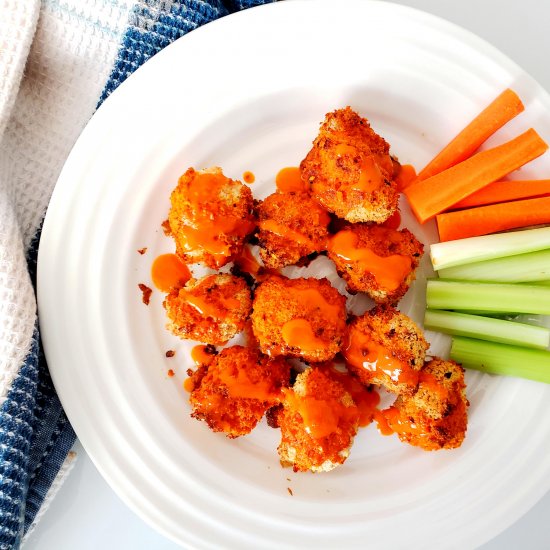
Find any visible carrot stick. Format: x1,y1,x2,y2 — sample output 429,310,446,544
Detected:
404,129,548,224
436,196,550,241
418,89,525,180
451,179,550,209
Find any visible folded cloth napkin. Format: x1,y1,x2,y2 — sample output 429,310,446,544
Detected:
0,1,274,547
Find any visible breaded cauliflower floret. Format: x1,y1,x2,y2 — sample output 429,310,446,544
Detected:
164,274,252,345
168,167,255,269
328,224,424,304
343,305,428,395
256,191,330,269
188,345,290,438
275,367,359,472
300,107,399,223
382,357,468,450
251,275,347,362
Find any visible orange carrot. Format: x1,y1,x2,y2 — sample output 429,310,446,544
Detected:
418,89,524,180
436,196,550,241
404,129,548,223
451,179,550,209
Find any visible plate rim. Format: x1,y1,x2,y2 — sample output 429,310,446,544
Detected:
37,1,550,548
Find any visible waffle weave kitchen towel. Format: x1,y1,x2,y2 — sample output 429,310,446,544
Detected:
0,1,274,548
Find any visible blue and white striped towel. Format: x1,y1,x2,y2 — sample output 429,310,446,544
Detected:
0,1,274,547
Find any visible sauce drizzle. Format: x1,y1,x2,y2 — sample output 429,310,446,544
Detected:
191,344,216,367
344,330,419,387
177,172,255,266
234,245,261,276
151,253,191,292
258,220,316,247
183,292,240,318
321,365,380,427
275,166,308,193
281,319,327,352
328,230,411,291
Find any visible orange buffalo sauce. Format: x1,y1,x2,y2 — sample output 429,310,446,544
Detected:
320,366,380,427
177,172,255,266
328,230,411,291
283,387,358,439
234,245,261,276
183,377,195,392
343,329,419,388
293,287,342,317
184,345,217,392
243,171,255,184
377,406,424,436
183,292,240,318
373,410,394,436
380,210,401,230
151,253,191,292
191,344,216,367
218,365,279,402
258,220,316,247
331,145,384,194
281,319,327,352
275,166,308,193
354,156,384,194
277,288,343,355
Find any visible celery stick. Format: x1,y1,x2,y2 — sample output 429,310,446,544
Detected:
438,249,550,283
426,279,550,315
430,227,550,271
450,336,550,384
424,309,550,349
502,314,550,329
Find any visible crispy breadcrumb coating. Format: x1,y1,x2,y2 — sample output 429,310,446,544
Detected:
256,191,330,269
344,305,428,395
164,274,252,345
168,167,255,269
250,275,347,362
275,367,359,472
328,224,424,303
188,346,290,438
383,357,468,450
300,107,399,223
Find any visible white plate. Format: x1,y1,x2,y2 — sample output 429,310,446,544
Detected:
38,1,550,548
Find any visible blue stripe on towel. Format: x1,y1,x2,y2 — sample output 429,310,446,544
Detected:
99,0,275,105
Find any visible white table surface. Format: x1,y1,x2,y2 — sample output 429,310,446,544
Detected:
24,0,550,548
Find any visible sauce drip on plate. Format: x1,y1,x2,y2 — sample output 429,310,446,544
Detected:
151,253,191,292
243,171,255,184
276,166,308,193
